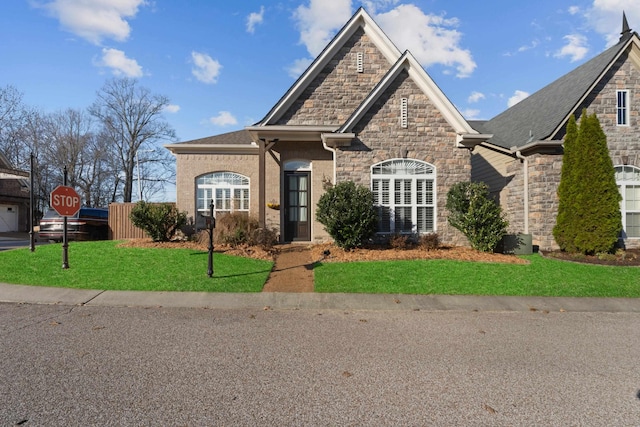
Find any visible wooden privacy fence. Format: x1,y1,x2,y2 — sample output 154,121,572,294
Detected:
109,203,150,240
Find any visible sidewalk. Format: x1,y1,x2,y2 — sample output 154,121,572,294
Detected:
2,282,640,312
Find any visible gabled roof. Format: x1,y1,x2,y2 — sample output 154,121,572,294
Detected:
256,7,402,126
338,50,478,136
481,30,639,150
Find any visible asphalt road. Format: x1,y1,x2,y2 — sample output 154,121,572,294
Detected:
1,303,639,426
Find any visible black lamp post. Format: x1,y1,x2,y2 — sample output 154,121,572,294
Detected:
206,200,215,277
29,152,35,252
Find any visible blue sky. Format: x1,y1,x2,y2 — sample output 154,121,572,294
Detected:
2,0,639,145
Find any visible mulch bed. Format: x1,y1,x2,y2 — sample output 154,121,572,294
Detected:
541,249,640,267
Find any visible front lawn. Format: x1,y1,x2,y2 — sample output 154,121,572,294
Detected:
0,240,272,292
313,254,640,298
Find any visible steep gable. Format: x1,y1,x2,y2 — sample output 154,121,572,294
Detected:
257,8,402,127
481,31,639,150
330,51,486,147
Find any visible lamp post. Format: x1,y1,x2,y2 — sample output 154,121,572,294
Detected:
135,149,155,201
206,200,215,277
29,152,35,252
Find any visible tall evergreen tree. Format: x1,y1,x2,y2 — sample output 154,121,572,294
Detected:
553,114,579,251
572,112,622,254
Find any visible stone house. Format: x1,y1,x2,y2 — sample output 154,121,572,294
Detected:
471,14,640,250
0,151,29,232
166,8,489,245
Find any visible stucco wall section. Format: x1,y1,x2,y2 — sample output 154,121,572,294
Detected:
173,153,280,230
335,70,471,246
277,28,391,126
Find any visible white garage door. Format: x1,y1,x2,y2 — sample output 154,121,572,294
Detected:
0,205,19,232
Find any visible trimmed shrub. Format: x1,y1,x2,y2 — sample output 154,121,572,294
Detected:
129,201,187,242
554,110,622,254
446,182,508,252
211,212,278,249
316,181,377,250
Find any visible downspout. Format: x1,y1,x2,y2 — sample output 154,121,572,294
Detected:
515,150,529,234
322,141,337,185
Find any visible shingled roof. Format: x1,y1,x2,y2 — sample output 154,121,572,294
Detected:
478,27,637,150
171,129,254,146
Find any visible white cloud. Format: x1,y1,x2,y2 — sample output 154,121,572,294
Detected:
461,108,480,119
375,5,476,77
209,111,238,126
191,51,222,84
286,57,313,79
508,90,530,107
587,1,640,46
568,5,581,15
39,0,146,45
554,34,589,62
247,6,265,34
467,91,485,103
293,0,353,57
361,0,400,14
96,48,143,77
164,104,180,113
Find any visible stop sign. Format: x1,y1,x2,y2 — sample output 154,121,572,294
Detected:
50,185,81,217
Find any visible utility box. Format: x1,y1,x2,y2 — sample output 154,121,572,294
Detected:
500,233,533,255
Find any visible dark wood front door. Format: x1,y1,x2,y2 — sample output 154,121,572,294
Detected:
284,172,311,241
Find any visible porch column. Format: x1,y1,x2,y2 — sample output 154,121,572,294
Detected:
258,139,266,228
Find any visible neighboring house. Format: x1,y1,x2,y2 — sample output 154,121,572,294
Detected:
471,14,640,250
0,151,29,232
166,8,489,245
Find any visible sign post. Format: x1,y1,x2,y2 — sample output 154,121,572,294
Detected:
50,168,81,269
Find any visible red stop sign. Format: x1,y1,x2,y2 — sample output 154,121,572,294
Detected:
50,185,81,217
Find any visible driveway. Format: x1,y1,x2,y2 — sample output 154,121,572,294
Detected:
1,302,639,425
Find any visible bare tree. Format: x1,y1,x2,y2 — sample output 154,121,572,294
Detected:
0,85,29,168
89,78,176,202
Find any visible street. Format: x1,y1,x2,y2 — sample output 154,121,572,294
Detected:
1,302,639,425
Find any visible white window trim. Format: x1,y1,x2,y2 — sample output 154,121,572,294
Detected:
616,165,640,239
196,171,250,216
616,90,629,126
370,158,437,234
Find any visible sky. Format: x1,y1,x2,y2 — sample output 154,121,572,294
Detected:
2,1,639,163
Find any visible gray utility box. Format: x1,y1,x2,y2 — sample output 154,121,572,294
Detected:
500,233,533,255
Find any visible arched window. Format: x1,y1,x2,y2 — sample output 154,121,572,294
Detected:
196,172,249,216
371,159,436,234
615,165,640,238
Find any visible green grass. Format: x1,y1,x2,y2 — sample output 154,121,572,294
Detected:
0,240,272,292
314,255,640,298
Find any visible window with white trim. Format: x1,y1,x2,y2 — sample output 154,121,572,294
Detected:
616,165,640,238
617,90,629,126
196,172,249,217
371,159,435,234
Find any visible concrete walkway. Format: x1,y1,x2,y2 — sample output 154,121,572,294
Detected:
2,282,640,312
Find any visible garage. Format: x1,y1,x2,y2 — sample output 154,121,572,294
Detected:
0,204,19,232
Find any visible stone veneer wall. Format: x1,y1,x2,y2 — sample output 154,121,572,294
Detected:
502,52,640,250
334,70,471,246
277,28,392,126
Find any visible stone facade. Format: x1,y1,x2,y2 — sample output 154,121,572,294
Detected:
278,29,391,126
335,70,470,246
498,52,640,250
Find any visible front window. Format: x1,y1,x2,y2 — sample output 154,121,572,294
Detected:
617,90,629,126
616,165,640,238
196,172,249,218
371,159,436,234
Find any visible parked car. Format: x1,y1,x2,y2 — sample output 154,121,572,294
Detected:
39,207,109,242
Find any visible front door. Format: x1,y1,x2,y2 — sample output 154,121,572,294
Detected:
284,171,311,241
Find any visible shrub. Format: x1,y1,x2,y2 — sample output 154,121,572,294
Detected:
316,181,377,250
554,111,622,254
446,182,508,252
129,201,187,242
211,212,278,249
419,233,440,251
388,233,415,249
